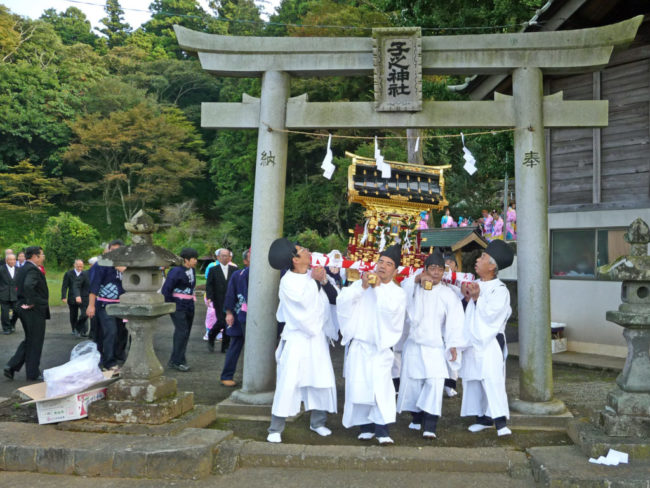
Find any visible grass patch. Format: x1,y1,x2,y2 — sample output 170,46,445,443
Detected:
46,268,66,305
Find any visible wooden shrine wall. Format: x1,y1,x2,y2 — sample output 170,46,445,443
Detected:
547,46,650,208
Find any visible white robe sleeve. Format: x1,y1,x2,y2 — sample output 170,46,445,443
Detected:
374,283,406,350
336,280,365,345
466,283,510,348
443,290,466,351
278,276,323,337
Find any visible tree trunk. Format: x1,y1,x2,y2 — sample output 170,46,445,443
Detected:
103,187,112,225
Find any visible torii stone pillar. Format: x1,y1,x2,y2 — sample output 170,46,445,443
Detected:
175,17,643,413
510,67,564,413
231,71,290,404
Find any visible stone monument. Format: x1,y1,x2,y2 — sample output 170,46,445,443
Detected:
598,218,650,438
568,217,650,460
88,210,194,424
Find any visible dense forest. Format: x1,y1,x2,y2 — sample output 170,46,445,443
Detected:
0,0,542,265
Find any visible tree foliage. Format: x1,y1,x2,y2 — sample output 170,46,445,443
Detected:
0,160,68,213
43,212,100,266
40,7,98,46
98,0,132,48
63,103,205,223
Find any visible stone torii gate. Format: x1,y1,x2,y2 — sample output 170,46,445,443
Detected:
175,17,642,414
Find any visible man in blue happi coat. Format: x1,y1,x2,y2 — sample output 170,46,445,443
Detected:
219,248,250,387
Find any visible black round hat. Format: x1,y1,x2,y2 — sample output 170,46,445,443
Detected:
268,238,296,270
485,240,514,270
425,249,445,268
380,244,402,267
179,247,198,260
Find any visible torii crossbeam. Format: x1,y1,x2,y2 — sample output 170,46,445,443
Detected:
175,17,643,414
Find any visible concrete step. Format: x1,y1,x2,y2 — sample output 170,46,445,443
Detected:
510,410,574,431
568,419,650,461
218,439,532,479
0,468,538,487
528,445,650,487
0,422,231,479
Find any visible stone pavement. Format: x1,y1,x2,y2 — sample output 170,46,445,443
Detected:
0,469,535,488
0,302,648,486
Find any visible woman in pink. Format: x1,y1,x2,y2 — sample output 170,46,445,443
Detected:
491,212,504,240
481,210,493,237
506,203,517,240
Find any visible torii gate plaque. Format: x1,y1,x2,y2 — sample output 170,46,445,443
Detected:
175,17,642,414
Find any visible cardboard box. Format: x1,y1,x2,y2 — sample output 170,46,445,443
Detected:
552,337,568,354
18,371,118,425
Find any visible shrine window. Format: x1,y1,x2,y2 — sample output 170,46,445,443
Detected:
551,228,631,280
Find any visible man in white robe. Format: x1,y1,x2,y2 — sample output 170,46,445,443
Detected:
459,239,514,437
397,250,464,439
442,252,466,397
267,238,338,443
337,245,406,445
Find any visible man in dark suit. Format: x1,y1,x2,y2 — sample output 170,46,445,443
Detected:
61,259,90,337
0,253,18,334
4,246,50,381
0,248,13,266
206,248,235,352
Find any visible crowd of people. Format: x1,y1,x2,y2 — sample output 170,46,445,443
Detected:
1,241,250,392
441,203,517,241
2,234,514,447
265,237,515,445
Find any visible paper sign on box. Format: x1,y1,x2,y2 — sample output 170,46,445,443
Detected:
18,371,117,425
34,387,107,424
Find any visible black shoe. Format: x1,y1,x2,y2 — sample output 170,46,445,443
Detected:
207,342,215,352
168,362,190,372
3,366,14,380
80,330,89,337
27,374,43,381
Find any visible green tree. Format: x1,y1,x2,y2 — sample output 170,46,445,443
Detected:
0,5,37,63
287,0,390,37
63,103,205,224
98,0,132,48
139,0,227,59
0,12,106,171
43,212,100,266
209,0,264,36
264,0,318,37
0,160,68,214
40,7,98,46
379,0,543,33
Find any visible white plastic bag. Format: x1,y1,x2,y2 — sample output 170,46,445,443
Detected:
70,340,99,361
44,341,105,398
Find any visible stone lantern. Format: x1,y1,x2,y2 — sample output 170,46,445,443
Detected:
597,217,650,438
88,210,194,424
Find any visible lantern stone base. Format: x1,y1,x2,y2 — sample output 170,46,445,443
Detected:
600,389,650,437
89,389,194,424
104,376,179,403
